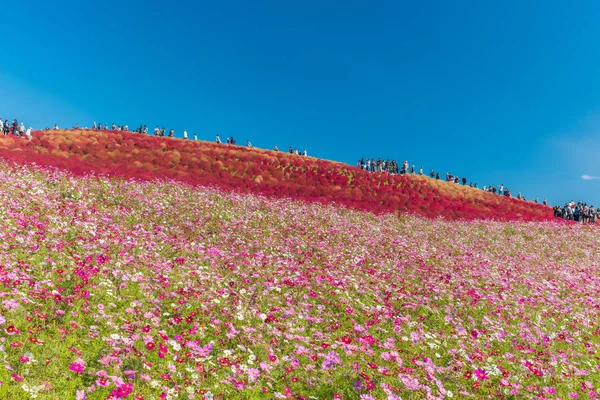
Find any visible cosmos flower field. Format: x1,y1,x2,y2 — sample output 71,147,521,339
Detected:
0,159,599,400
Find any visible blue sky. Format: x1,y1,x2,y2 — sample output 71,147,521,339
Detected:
2,1,600,206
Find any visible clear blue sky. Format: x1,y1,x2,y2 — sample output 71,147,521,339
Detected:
2,0,600,206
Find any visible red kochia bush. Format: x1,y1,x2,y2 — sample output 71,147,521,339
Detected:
0,129,555,221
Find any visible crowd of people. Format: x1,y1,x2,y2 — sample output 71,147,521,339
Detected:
1,118,34,139
554,201,597,223
358,157,555,205
42,123,311,157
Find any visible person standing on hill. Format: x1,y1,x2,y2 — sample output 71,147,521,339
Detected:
418,166,423,175
543,198,547,206
193,132,197,140
303,149,307,156
183,129,188,139
435,172,440,180
462,176,467,185
169,129,174,137
215,134,222,144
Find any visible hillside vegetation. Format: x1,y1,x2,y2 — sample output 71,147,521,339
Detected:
0,129,552,221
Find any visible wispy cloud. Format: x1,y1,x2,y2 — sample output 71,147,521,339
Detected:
581,174,600,181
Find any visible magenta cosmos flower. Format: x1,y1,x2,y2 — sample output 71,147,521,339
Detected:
69,363,85,373
473,368,489,380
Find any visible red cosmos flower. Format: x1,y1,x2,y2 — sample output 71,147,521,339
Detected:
96,377,109,387
5,325,20,335
142,325,151,333
339,336,352,344
11,342,23,348
268,355,277,362
69,363,85,373
145,342,156,350
464,370,473,379
19,356,30,363
321,343,330,349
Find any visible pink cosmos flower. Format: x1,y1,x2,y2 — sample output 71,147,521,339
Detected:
247,368,260,382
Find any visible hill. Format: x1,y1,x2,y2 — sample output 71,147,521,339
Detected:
0,160,598,399
0,129,553,221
